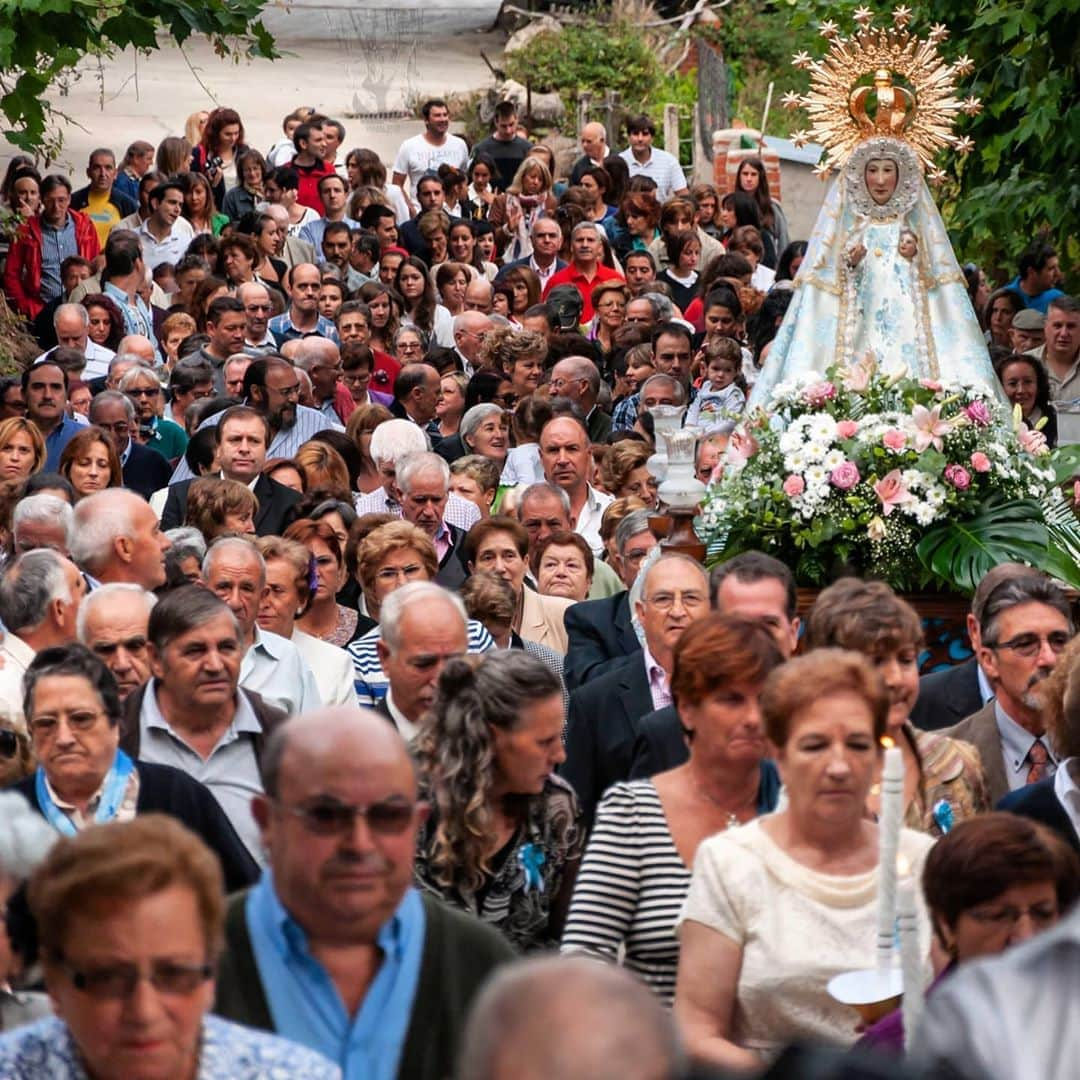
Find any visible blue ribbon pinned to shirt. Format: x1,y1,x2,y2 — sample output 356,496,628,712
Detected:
932,799,954,834
518,843,546,893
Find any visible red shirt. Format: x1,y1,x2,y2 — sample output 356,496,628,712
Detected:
543,263,625,322
290,157,335,212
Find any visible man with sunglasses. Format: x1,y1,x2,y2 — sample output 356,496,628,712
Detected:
215,707,514,1079
941,574,1074,804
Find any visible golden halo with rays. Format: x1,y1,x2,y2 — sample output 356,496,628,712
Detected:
784,8,980,178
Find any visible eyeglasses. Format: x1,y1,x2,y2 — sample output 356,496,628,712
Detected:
375,564,425,585
127,387,160,398
60,958,213,999
95,421,130,435
277,796,416,836
0,728,18,759
987,632,1070,658
30,709,105,736
645,590,706,611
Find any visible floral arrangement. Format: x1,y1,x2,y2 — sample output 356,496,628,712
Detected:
698,358,1080,593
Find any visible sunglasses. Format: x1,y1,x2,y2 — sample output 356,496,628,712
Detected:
278,796,416,836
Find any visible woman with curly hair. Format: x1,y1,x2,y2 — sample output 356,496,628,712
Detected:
190,105,247,205
414,650,584,952
82,294,125,353
599,439,657,506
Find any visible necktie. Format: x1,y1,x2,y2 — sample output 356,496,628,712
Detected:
1027,740,1050,784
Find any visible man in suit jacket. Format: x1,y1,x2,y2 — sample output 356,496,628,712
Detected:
494,216,568,285
397,450,473,591
562,507,659,688
561,554,709,823
628,704,685,779
912,563,1046,731
434,521,469,592
910,657,987,732
939,573,1073,805
161,404,301,534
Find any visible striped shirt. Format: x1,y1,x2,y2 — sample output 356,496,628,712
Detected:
347,620,494,707
561,779,690,1004
352,486,481,532
169,405,344,484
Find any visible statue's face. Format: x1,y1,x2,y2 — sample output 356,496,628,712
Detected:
865,158,899,205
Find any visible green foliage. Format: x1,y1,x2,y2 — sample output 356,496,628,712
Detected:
504,21,662,120
0,0,279,153
780,0,1079,283
916,496,1061,593
654,70,696,166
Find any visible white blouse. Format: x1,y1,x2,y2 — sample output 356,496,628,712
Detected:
677,819,933,1058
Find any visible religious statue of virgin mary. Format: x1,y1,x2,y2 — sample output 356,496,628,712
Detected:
748,12,1000,408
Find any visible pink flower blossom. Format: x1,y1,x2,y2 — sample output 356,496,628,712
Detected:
1017,424,1049,456
970,451,991,473
1074,479,1080,506
911,404,953,452
868,516,887,541
965,400,992,427
830,461,861,490
836,420,860,439
841,355,875,392
729,430,760,461
803,381,837,407
882,429,907,452
944,463,971,490
783,474,805,497
920,379,943,392
873,469,913,516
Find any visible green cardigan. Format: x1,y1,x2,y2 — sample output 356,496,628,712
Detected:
213,888,515,1080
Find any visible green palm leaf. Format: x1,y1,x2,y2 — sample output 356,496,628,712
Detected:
916,497,1049,593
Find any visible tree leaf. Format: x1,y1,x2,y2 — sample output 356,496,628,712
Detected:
916,497,1048,593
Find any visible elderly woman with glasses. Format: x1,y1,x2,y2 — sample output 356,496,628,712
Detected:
0,815,339,1078
9,643,257,892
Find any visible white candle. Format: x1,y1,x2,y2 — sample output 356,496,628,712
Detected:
898,859,924,1050
876,742,904,970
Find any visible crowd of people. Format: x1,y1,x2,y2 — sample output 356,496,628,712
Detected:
0,98,1076,1080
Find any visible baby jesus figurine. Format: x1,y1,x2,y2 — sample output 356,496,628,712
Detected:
898,229,918,260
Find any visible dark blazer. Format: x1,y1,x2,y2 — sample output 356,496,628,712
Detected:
433,432,467,464
562,591,638,690
122,439,172,500
160,473,302,536
495,256,567,282
13,760,258,892
999,777,1080,853
587,407,612,445
939,701,1010,805
561,650,653,825
214,888,515,1080
434,522,469,592
911,658,984,732
120,681,287,766
628,705,686,778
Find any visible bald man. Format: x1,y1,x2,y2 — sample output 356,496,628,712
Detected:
570,122,610,185
452,310,494,377
459,956,683,1080
215,709,514,1079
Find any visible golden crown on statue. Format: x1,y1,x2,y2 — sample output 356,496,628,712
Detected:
781,6,982,183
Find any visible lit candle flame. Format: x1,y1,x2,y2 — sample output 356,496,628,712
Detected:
881,735,895,750
896,854,911,877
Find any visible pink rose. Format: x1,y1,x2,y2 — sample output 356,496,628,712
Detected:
920,379,943,392
882,429,907,451
830,461,861,490
965,401,992,427
836,420,860,439
970,451,991,473
944,463,971,490
803,381,837,407
783,474,805,497
873,469,912,516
